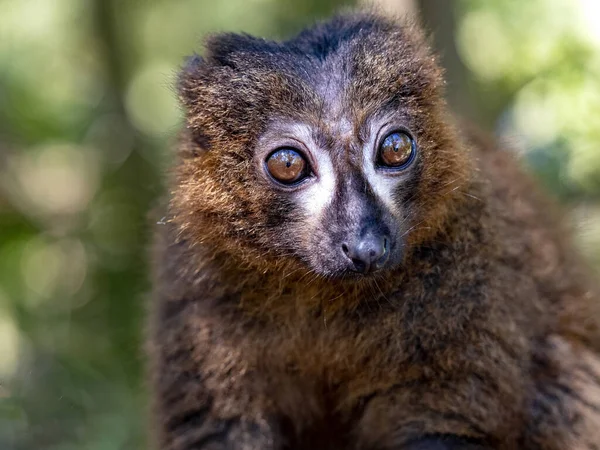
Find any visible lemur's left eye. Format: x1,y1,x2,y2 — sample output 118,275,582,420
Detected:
378,131,416,168
266,148,309,185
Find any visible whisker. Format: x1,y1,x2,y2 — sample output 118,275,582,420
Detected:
373,277,396,309
367,281,383,311
462,192,482,202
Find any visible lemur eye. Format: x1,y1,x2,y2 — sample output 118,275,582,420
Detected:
266,148,309,184
378,131,416,168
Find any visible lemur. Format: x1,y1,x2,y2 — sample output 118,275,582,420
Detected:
148,11,600,450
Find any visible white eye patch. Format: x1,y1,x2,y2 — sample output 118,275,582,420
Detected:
361,149,403,217
289,124,337,217
301,151,336,217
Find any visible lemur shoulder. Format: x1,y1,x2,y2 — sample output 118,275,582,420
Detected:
148,11,600,450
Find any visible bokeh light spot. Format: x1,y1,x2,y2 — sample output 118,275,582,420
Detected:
125,62,182,137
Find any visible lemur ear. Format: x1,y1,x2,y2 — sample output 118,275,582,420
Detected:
180,53,204,77
177,53,206,107
177,33,276,104
177,33,281,156
204,33,281,68
176,54,213,155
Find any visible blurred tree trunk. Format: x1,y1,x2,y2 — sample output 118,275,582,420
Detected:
416,0,488,128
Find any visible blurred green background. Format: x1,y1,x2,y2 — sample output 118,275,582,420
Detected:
0,0,599,449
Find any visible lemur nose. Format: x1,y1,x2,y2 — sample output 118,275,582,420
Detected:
342,233,389,274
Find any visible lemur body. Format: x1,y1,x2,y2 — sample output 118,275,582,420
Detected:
148,12,600,450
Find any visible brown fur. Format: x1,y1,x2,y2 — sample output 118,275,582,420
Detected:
148,11,600,450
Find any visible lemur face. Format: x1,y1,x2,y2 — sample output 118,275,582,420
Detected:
174,14,469,279
254,115,419,277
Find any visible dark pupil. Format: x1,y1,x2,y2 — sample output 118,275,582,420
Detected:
267,149,306,183
381,132,413,166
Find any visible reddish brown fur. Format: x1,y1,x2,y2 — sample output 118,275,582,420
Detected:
148,11,600,450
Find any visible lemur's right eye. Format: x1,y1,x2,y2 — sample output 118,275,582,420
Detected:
266,148,309,185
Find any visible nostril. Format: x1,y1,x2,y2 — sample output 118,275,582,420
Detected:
351,258,367,273
343,233,390,274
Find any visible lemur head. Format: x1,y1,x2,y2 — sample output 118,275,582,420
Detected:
172,12,470,279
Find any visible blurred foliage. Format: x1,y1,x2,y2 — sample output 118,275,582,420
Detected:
0,0,598,449
452,0,600,265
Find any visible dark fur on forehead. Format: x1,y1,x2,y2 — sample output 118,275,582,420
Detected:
178,11,441,136
287,11,397,59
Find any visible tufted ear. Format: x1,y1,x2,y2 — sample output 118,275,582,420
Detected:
180,53,204,78
176,54,214,155
177,33,279,104
177,53,205,108
176,32,294,157
204,32,281,68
